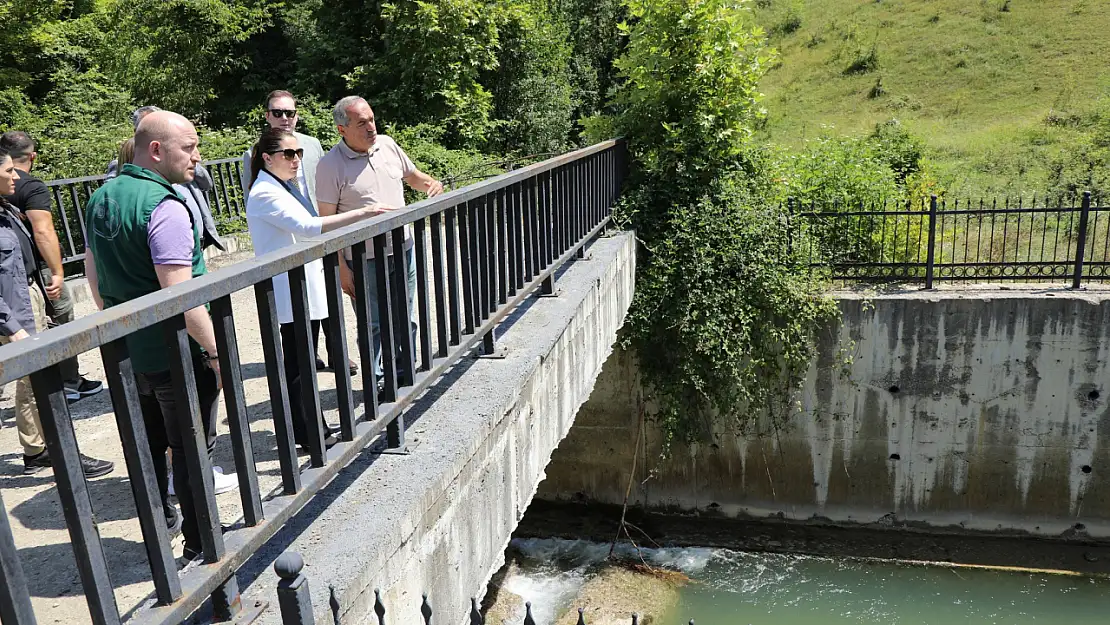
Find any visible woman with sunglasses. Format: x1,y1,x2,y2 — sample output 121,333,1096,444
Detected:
246,127,376,454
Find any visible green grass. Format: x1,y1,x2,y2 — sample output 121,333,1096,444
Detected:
752,0,1110,197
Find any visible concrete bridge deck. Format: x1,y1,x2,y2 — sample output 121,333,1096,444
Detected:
0,231,635,624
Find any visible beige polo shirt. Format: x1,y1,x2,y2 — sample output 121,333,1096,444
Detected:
316,135,416,258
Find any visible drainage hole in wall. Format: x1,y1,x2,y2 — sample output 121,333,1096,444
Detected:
1089,390,1101,401
1082,465,1093,474
889,453,901,461
888,385,900,394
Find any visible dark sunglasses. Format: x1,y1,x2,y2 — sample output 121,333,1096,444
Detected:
266,148,304,160
269,109,297,119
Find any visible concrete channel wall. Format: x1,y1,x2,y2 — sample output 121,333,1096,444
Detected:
240,232,636,625
538,289,1110,539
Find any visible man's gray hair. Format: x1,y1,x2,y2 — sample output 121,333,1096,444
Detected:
332,96,366,126
131,105,162,130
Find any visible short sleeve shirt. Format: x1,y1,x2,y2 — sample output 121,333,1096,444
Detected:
147,199,196,266
316,135,416,258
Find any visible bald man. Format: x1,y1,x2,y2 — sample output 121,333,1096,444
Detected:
84,111,224,568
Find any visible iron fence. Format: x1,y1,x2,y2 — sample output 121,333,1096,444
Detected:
0,140,626,625
271,550,687,625
794,192,1110,288
44,157,249,267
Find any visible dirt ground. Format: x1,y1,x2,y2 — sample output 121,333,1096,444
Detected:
0,250,374,624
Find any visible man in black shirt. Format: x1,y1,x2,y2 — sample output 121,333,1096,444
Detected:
0,132,105,402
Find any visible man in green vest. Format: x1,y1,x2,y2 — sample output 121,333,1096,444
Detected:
85,111,223,567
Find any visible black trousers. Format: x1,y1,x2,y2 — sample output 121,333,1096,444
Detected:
136,354,219,557
279,320,334,446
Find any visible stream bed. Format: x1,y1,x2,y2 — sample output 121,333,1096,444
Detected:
493,538,1110,624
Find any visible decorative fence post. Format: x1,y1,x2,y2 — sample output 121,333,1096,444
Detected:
1072,191,1092,289
924,194,938,290
275,552,315,625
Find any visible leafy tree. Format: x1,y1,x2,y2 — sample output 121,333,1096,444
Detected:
486,0,575,156
613,0,837,443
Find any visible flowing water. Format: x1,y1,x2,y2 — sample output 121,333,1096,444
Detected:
502,538,1110,625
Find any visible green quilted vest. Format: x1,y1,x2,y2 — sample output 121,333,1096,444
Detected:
85,164,207,373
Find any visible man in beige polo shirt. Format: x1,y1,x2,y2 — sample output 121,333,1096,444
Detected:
316,95,443,388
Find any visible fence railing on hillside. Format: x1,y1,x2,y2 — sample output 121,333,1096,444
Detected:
45,157,249,267
0,140,626,625
793,192,1110,288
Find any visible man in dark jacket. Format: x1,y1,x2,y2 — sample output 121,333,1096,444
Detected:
0,131,105,402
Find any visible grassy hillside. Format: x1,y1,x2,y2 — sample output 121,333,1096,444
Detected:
752,0,1110,197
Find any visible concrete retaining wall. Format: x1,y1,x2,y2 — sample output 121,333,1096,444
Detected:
241,232,636,624
538,290,1110,539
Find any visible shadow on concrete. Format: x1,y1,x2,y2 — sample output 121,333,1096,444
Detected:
20,536,155,598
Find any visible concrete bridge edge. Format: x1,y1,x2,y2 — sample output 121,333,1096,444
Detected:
238,231,636,625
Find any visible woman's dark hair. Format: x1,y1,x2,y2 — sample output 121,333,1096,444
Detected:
0,145,16,213
250,127,296,187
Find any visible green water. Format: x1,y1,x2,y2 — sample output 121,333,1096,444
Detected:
506,539,1110,625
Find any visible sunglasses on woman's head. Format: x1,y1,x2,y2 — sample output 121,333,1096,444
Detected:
269,109,297,119
266,148,304,160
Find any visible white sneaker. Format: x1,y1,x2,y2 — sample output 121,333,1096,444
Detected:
212,466,239,495
167,466,239,496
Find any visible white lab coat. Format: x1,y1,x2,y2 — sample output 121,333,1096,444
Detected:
246,169,328,325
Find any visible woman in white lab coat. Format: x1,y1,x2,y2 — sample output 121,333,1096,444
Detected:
246,127,375,453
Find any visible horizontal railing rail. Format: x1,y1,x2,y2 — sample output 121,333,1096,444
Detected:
792,192,1110,288
0,140,626,625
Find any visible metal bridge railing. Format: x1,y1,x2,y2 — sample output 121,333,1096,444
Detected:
793,192,1110,288
44,156,249,267
0,140,627,625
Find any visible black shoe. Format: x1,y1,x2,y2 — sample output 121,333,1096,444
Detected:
332,360,358,377
166,509,182,537
22,450,113,477
23,450,51,475
315,358,327,371
80,454,114,478
65,377,104,402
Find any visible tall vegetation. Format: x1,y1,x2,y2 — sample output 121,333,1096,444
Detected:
610,0,839,443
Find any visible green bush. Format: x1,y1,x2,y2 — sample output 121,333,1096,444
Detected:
614,0,837,443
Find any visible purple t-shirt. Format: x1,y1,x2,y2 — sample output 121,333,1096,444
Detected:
147,199,195,265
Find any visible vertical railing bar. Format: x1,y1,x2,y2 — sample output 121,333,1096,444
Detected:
30,364,122,624
523,179,535,283
467,198,482,324
51,186,77,260
390,227,416,388
414,218,434,372
57,185,78,257
209,295,264,526
429,213,449,358
217,164,234,221
445,206,463,344
373,234,399,404
924,195,938,289
99,339,182,603
458,202,476,335
514,183,525,290
496,188,509,306
164,314,225,563
323,253,357,442
508,183,519,297
484,194,497,315
233,161,246,215
1073,192,1092,289
254,280,301,494
351,241,381,419
0,490,36,625
475,196,490,321
289,265,327,468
